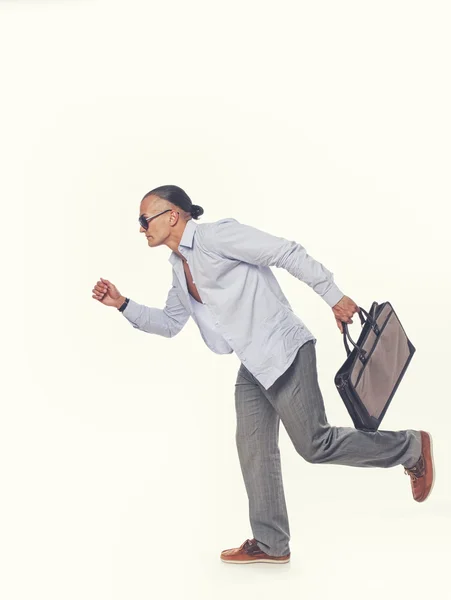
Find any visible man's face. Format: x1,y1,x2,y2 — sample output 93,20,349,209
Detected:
139,195,176,247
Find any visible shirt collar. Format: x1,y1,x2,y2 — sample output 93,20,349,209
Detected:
168,219,198,264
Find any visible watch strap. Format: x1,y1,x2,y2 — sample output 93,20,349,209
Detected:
118,297,130,312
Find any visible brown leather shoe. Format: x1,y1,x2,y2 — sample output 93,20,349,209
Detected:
220,538,290,564
404,431,435,502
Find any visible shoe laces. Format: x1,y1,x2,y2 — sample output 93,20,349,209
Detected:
404,468,418,481
243,538,262,556
404,454,425,480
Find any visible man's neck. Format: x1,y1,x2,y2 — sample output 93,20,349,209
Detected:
167,220,189,260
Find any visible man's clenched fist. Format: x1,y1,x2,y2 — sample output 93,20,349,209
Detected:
332,295,360,333
92,277,126,308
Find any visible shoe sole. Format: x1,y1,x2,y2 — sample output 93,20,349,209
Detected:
221,557,290,564
418,430,435,502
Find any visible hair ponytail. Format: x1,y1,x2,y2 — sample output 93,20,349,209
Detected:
143,185,204,220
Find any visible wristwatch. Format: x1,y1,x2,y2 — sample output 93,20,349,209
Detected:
118,297,130,312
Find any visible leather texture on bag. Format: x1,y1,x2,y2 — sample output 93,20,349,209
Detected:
334,301,416,431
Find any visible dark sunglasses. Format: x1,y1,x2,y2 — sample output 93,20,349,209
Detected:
139,209,179,230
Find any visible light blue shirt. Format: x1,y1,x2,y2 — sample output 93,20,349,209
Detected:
122,218,344,389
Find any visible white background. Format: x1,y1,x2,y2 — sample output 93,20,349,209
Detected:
2,1,450,598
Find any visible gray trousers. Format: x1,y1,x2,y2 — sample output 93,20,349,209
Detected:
234,340,422,557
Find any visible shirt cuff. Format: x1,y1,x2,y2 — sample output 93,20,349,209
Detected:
121,298,141,322
322,284,345,308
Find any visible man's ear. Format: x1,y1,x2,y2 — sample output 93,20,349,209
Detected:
170,209,180,226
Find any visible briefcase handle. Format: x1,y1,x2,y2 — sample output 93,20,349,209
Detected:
342,306,379,360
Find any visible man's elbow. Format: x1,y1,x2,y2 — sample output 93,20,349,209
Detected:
167,321,185,338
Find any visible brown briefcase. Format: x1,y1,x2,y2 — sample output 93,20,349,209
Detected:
334,301,416,431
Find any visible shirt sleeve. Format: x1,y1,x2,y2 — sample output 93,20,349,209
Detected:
121,284,191,337
206,218,345,308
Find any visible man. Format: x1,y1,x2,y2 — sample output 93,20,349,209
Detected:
92,185,434,565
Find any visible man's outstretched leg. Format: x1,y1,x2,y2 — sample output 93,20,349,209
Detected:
261,340,434,502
